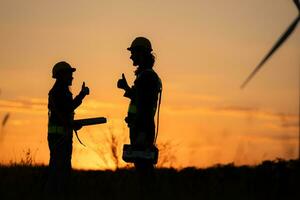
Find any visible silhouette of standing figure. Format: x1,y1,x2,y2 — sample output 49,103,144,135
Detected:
118,37,162,197
45,61,89,199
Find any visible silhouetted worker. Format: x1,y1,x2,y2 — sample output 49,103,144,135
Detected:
45,61,89,198
117,37,162,196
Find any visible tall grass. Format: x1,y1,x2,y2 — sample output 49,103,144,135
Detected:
0,159,298,200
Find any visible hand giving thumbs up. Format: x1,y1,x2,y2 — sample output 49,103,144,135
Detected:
81,81,90,95
117,73,130,90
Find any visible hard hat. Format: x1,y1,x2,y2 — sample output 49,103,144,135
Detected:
127,37,153,52
52,61,76,79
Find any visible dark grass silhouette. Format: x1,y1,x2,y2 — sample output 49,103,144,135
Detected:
0,159,298,200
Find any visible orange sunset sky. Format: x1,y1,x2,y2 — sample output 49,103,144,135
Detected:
0,0,299,170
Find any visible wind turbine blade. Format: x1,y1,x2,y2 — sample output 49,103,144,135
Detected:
2,113,10,128
293,0,300,11
241,15,300,89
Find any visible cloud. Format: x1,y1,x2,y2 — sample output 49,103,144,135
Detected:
0,97,46,108
0,97,124,117
0,97,46,114
214,105,298,128
79,99,124,111
276,112,299,128
215,106,258,113
215,106,297,119
271,134,298,141
164,104,297,120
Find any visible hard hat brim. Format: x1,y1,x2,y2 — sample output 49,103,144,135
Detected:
64,67,76,73
127,47,152,52
70,68,76,72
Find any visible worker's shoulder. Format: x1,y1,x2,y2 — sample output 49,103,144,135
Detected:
48,84,60,96
139,69,160,81
48,84,71,98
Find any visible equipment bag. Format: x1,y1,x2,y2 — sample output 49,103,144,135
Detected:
122,144,159,164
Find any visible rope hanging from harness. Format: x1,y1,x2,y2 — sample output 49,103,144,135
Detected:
74,129,86,147
154,85,162,145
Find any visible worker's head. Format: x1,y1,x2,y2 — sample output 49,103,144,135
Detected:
127,37,153,52
127,37,155,69
52,61,76,85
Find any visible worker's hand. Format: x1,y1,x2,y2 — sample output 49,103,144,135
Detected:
117,73,130,90
81,82,90,96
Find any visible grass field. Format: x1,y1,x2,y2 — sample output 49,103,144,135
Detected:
0,159,299,200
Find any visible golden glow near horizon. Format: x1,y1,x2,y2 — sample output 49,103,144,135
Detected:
0,0,299,170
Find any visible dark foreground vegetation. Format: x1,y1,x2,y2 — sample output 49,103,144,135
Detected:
0,159,299,200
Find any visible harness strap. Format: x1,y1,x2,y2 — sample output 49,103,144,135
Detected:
154,83,162,145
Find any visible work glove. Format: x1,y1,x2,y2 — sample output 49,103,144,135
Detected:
80,82,90,96
117,73,130,91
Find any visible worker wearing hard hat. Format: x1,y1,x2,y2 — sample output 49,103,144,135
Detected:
117,37,162,192
45,61,89,198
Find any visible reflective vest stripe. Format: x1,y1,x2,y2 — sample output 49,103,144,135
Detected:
128,103,157,116
128,103,137,114
48,125,65,134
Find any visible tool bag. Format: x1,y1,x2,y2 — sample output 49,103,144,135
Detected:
122,144,159,164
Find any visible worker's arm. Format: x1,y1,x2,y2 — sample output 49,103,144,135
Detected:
73,82,90,109
117,73,133,98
